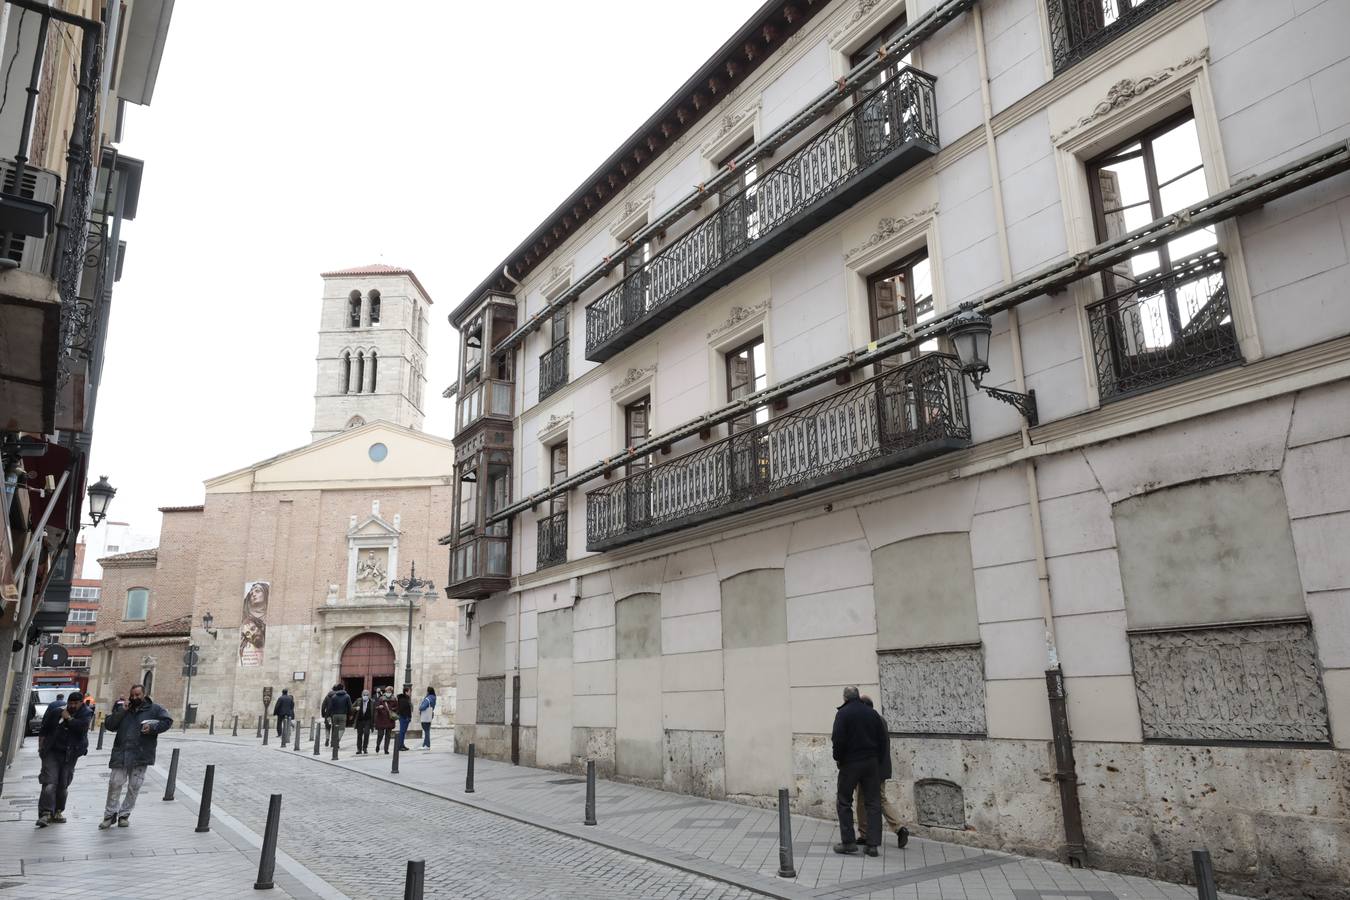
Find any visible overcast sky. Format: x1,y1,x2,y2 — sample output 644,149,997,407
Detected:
87,0,761,551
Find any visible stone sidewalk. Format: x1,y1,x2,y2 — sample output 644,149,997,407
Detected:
193,730,1247,900
0,740,342,899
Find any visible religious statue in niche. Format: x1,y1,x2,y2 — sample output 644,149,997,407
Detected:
356,549,388,591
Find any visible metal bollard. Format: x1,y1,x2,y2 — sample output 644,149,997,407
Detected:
403,859,425,900
233,715,239,737
313,724,320,756
255,716,262,738
776,787,796,878
195,765,215,833
584,759,597,826
163,748,181,801
392,741,400,774
293,720,301,751
1193,849,1219,900
465,743,475,793
331,728,339,760
209,714,215,735
96,723,105,751
254,793,282,890
263,720,269,746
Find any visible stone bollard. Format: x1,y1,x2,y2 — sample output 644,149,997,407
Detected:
195,765,215,833
776,787,796,878
402,859,425,900
254,794,283,890
163,748,181,802
584,759,597,826
1193,849,1219,900
465,743,475,793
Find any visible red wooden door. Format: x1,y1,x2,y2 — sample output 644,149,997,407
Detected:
339,633,396,695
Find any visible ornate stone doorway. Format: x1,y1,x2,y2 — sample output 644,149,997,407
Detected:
339,632,396,697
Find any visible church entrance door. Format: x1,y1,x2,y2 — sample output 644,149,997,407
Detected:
340,633,396,698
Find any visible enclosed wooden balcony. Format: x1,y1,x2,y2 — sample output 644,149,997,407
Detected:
585,67,939,362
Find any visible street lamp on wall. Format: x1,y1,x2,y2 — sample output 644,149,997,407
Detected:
947,310,1039,426
85,475,116,526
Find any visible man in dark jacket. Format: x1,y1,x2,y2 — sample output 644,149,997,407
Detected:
321,687,335,746
35,690,93,826
326,684,352,753
373,687,396,753
831,685,886,856
395,686,414,751
273,688,295,739
352,689,375,754
101,683,173,829
855,695,909,849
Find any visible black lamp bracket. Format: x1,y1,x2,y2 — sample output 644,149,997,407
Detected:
981,386,1039,427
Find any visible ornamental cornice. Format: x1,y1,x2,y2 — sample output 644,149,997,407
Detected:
539,412,573,442
702,98,762,157
609,192,656,238
611,365,657,397
1053,50,1210,144
707,299,771,339
828,0,886,48
844,203,938,261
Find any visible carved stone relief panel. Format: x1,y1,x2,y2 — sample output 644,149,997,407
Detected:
1129,621,1330,743
878,644,986,735
914,779,966,828
478,675,506,725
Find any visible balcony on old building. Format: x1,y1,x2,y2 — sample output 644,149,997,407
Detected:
1086,250,1241,402
536,510,568,569
1047,0,1174,73
586,353,969,552
585,67,939,362
538,336,569,402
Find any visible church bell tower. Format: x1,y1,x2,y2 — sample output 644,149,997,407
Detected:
311,264,432,442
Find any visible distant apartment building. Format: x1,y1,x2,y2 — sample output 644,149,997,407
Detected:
443,0,1350,896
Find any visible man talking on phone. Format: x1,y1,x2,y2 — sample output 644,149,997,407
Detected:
100,683,173,829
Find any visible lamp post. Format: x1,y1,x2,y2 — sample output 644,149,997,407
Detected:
947,310,1039,426
85,475,116,526
386,562,437,692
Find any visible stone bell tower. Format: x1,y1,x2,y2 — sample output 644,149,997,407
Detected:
312,264,433,441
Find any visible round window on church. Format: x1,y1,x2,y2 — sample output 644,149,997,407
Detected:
368,442,388,463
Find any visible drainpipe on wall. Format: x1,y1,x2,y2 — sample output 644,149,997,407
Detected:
511,591,521,765
970,5,1087,866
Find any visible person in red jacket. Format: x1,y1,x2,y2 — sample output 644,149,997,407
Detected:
373,687,397,754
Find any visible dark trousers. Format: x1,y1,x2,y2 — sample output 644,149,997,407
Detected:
375,727,393,752
421,722,432,747
836,757,881,846
276,715,292,739
397,716,411,748
356,724,372,752
38,753,77,815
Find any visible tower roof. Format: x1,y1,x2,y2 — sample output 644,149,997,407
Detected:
320,264,433,304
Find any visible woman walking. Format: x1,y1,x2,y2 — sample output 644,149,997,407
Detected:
418,687,436,749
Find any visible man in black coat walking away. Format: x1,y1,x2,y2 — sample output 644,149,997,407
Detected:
326,683,352,754
35,690,93,826
273,688,295,739
855,695,909,849
352,689,375,754
831,685,886,857
101,684,172,829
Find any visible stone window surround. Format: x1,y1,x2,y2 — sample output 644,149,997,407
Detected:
706,293,773,422
1051,51,1262,408
827,0,922,79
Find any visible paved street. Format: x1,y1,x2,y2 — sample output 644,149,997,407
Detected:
0,731,1252,899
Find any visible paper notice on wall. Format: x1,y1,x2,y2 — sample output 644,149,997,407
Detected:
239,581,269,668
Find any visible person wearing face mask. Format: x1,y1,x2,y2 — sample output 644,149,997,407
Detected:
353,687,376,754
100,683,172,829
374,687,396,754
35,690,93,827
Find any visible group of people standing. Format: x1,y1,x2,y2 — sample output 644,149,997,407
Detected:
299,684,437,755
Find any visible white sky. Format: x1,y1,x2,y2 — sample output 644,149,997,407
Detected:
88,0,761,549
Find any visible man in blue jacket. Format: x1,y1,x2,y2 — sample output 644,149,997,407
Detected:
35,690,94,827
831,685,886,857
100,683,173,829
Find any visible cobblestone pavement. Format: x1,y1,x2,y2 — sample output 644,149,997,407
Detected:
159,733,1250,900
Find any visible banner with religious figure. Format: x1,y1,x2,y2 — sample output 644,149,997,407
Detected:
240,580,269,667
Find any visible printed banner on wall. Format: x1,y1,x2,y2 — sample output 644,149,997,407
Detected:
239,580,270,668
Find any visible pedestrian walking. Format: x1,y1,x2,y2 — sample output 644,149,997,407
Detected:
374,687,396,753
353,689,375,754
326,683,352,753
321,685,335,746
418,686,437,749
272,688,295,739
35,690,93,826
396,686,413,751
101,684,173,829
854,695,909,849
830,685,885,857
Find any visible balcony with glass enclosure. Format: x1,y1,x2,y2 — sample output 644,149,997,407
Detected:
585,67,939,362
586,353,969,551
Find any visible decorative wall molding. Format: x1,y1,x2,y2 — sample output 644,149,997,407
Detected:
844,203,939,261
1130,620,1330,743
702,98,762,158
878,644,987,735
828,0,886,48
1053,51,1210,144
540,263,573,301
538,411,573,444
611,365,657,397
914,779,966,829
707,299,771,339
610,192,656,238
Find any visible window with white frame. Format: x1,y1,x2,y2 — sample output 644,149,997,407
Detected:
124,588,148,621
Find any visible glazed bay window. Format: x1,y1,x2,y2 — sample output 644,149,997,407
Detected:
1048,0,1175,73
1085,111,1240,401
539,309,569,401
538,442,568,569
457,461,478,533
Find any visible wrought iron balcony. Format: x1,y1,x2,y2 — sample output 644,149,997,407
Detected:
1047,0,1174,73
539,337,569,401
536,510,568,569
586,353,969,551
1087,250,1241,402
585,67,939,362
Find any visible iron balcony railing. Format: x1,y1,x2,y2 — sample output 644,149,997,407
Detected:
539,337,569,401
1086,250,1241,402
536,510,568,569
1047,0,1175,72
587,353,969,551
585,66,938,362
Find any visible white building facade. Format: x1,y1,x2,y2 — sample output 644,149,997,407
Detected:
444,1,1350,895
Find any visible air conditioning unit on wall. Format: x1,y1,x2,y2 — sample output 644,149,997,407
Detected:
0,160,60,275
